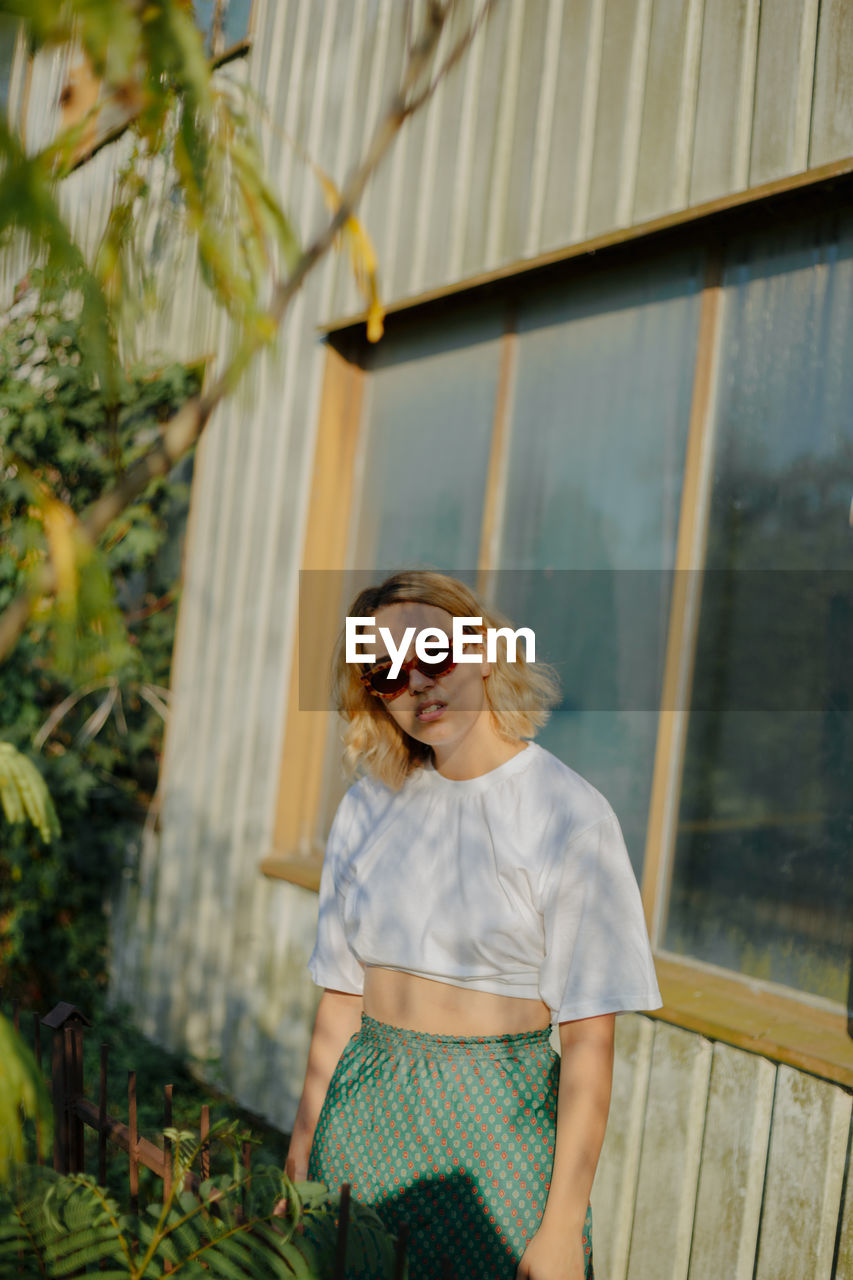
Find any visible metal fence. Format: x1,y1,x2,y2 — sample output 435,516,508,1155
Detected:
3,996,409,1279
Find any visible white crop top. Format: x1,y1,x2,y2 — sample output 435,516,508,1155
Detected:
307,741,662,1025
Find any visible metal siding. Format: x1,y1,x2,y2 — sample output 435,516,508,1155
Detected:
483,0,526,266
585,0,653,236
408,10,456,293
810,0,853,169
10,4,853,1231
632,0,703,222
498,0,551,262
355,1,408,291
419,0,478,288
458,0,514,275
523,0,565,256
749,0,820,186
688,0,759,205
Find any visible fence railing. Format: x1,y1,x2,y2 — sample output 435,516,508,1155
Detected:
3,996,409,1279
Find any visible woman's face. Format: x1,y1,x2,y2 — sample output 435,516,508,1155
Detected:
370,601,492,755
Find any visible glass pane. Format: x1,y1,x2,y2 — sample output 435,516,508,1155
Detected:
495,253,704,875
665,213,853,1003
351,305,504,574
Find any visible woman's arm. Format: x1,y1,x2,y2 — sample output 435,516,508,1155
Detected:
516,1013,615,1280
284,988,364,1181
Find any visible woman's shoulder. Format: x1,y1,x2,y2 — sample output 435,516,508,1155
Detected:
332,770,402,843
522,742,616,829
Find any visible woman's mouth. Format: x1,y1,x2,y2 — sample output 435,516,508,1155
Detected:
416,700,446,722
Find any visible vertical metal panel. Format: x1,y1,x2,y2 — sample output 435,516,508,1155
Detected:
257,0,291,170
590,1015,654,1280
809,0,853,169
523,0,564,256
498,0,554,261
200,16,345,1053
354,1,407,292
446,0,487,279
632,0,704,222
340,0,390,315
626,1022,712,1280
407,10,456,293
585,0,653,236
325,0,368,316
419,0,477,288
689,0,759,205
749,0,820,186
688,1043,776,1280
459,0,512,275
483,0,525,267
386,7,433,300
754,1067,852,1280
539,0,598,251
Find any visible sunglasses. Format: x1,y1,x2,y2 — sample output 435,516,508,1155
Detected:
359,651,457,700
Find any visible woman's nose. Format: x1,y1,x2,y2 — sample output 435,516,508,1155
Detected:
408,665,435,694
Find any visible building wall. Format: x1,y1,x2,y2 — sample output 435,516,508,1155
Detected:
6,2,853,1275
106,0,853,1121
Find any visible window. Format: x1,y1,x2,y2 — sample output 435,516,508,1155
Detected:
662,212,853,1007
266,189,853,1084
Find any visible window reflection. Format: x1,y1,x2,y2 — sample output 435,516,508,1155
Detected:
665,215,853,1003
496,253,703,875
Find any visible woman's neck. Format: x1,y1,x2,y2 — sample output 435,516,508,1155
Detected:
431,726,528,781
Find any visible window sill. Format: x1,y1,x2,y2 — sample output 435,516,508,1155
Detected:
652,954,852,1088
260,853,322,893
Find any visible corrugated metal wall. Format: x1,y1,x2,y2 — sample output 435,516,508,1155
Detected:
8,2,853,1272
104,0,853,1122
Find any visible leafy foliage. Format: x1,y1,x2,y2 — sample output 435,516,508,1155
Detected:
0,1013,51,1181
0,0,300,378
0,284,199,1009
0,741,60,841
0,1144,405,1278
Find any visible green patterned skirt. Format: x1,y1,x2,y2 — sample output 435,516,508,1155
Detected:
308,1014,594,1280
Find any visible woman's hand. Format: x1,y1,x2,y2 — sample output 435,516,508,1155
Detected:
515,1226,587,1279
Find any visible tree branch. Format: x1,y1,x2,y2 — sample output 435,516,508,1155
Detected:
0,0,496,665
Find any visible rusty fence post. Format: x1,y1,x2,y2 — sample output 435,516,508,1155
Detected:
42,1004,91,1174
98,1044,109,1187
333,1183,351,1280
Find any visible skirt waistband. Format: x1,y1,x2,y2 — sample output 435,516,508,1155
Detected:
357,1013,554,1059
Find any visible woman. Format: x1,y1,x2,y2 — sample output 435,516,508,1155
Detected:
285,571,661,1280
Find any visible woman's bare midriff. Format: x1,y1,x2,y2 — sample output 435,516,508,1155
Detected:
362,966,552,1037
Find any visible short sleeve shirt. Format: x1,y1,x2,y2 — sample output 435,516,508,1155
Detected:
308,741,662,1024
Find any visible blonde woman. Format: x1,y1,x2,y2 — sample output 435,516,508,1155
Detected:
286,571,661,1280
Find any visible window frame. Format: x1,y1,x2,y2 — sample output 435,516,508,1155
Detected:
261,166,853,1089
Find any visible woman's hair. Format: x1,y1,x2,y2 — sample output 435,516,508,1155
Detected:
331,569,561,789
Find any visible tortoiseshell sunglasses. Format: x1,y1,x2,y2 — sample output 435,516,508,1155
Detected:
359,651,456,700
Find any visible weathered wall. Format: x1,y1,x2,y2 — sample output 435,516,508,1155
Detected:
103,0,853,1132
7,3,853,1273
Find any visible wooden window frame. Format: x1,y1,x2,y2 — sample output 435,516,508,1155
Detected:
262,168,853,1088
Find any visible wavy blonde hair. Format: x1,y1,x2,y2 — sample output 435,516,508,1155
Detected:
331,570,561,790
